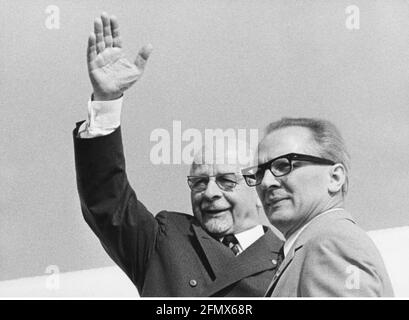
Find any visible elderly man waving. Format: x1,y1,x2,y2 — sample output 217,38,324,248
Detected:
73,13,282,297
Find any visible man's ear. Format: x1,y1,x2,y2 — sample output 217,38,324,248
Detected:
328,163,346,194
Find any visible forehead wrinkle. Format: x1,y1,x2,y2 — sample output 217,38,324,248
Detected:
189,163,242,177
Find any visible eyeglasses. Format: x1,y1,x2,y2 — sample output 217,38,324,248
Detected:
187,173,242,192
241,153,335,187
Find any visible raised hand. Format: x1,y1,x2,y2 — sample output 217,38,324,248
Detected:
87,13,153,101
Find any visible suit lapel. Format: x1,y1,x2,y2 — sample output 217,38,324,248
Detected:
191,222,236,278
264,241,301,296
204,228,282,296
264,209,356,296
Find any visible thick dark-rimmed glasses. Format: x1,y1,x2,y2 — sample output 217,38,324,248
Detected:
241,153,335,187
187,173,241,192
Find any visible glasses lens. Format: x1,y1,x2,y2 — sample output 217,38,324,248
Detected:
216,174,238,191
188,177,209,191
243,174,257,186
243,167,264,186
271,157,291,176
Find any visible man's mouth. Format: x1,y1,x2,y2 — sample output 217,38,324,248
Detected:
266,197,290,206
201,208,230,215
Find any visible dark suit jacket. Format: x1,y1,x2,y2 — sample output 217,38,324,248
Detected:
73,124,283,297
265,210,394,297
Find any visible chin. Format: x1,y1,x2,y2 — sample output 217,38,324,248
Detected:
266,207,292,226
202,217,232,236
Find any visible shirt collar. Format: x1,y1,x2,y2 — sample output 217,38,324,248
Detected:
220,225,264,254
283,208,344,257
235,224,265,252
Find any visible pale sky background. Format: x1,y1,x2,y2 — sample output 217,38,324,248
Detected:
0,0,408,281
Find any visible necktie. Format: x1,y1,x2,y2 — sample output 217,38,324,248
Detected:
276,245,285,268
222,234,241,255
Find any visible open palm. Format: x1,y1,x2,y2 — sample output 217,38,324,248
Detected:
87,13,152,101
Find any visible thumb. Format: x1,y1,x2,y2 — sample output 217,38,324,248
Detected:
134,43,153,70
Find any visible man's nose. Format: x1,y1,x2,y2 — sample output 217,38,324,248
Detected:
203,179,222,199
259,169,281,189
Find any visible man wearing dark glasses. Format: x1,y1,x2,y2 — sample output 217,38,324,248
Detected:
73,13,282,297
241,118,393,297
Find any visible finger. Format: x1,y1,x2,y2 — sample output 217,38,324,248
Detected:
101,12,113,48
94,17,105,54
87,32,97,64
110,15,122,48
134,44,153,69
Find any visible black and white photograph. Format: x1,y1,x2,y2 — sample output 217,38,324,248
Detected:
0,0,408,301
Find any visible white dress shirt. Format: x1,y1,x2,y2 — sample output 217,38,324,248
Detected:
234,224,265,253
220,225,265,255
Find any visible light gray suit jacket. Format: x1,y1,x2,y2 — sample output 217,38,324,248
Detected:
265,210,394,297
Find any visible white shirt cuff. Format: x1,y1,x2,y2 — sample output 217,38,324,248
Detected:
78,96,123,138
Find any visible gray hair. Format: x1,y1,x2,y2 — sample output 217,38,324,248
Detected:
264,117,351,196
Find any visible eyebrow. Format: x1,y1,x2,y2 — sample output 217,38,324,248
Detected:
189,172,238,177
